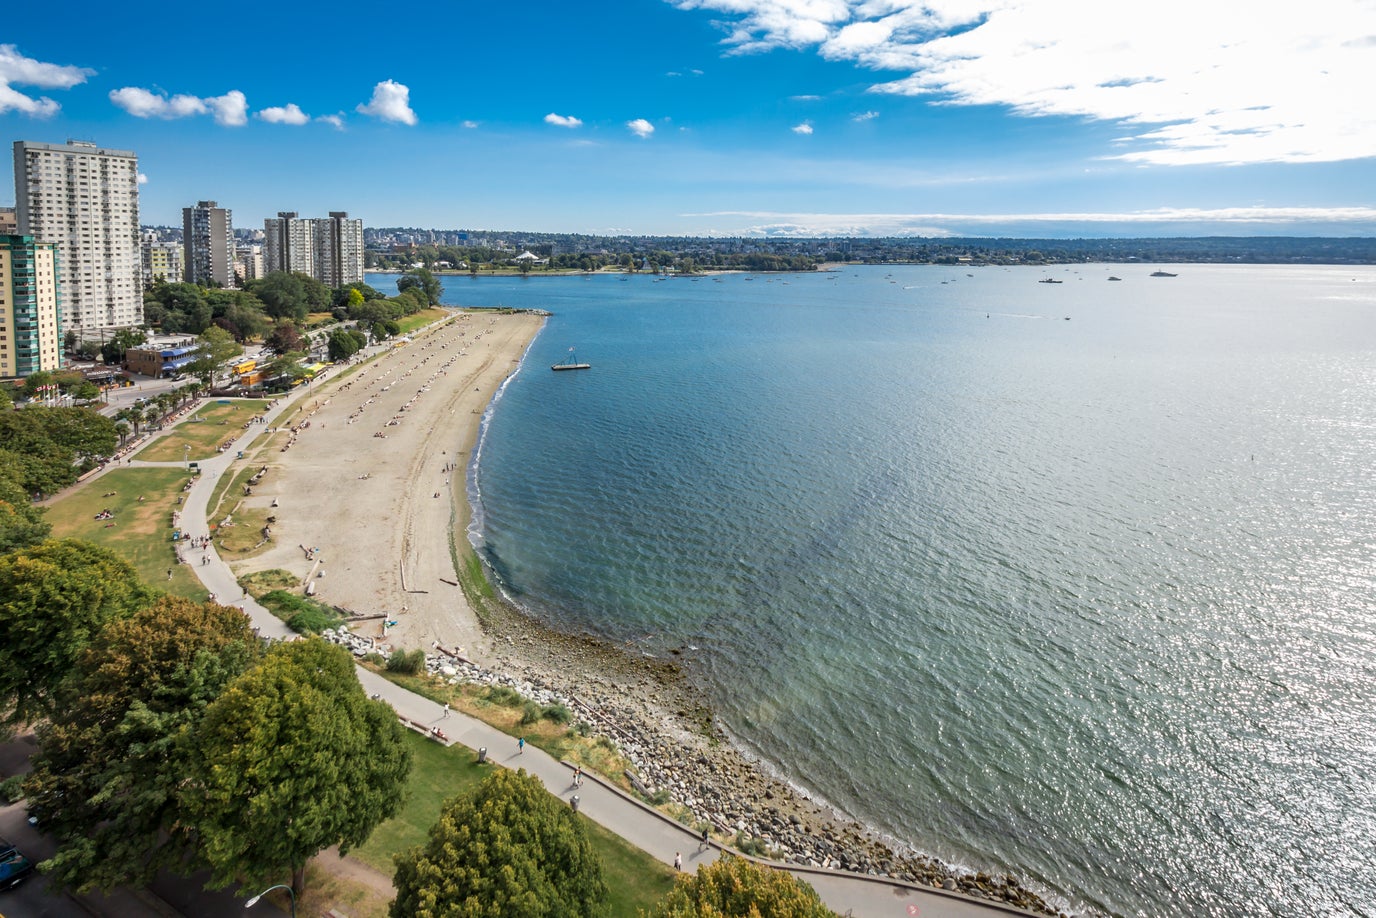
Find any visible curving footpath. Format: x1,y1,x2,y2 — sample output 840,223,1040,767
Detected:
156,359,1042,918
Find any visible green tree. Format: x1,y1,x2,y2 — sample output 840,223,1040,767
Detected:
249,272,310,322
24,597,262,892
101,327,147,365
0,466,50,554
646,856,838,918
187,326,243,385
0,539,157,724
397,267,442,306
391,768,608,918
184,637,410,898
327,328,367,362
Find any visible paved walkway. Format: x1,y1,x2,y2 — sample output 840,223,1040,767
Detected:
154,351,1038,918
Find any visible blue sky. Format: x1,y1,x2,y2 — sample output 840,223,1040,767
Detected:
3,0,1375,237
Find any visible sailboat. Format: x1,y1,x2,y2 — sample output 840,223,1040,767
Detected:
551,347,591,371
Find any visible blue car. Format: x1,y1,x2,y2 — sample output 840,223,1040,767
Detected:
0,839,34,891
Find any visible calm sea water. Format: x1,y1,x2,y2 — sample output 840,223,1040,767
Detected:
376,265,1376,917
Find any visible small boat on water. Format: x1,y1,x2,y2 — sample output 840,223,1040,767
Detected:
1038,277,1063,284
551,348,591,371
1107,276,1122,281
1151,270,1178,277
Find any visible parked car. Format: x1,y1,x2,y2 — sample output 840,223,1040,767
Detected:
0,839,33,891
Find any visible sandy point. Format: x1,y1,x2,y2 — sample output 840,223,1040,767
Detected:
231,310,543,661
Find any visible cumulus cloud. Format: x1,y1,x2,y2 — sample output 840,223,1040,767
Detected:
317,113,345,130
137,173,148,185
852,110,879,122
792,121,814,134
672,0,1376,165
545,112,583,128
356,80,417,124
109,86,247,126
0,44,94,117
258,103,310,125
684,206,1376,236
627,118,656,138
461,120,480,129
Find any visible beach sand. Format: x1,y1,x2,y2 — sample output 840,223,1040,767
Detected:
236,310,542,659
231,309,1061,917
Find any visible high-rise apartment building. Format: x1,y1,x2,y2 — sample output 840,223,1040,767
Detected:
12,140,141,331
143,240,184,284
235,244,263,284
263,211,363,287
0,234,62,378
183,200,235,287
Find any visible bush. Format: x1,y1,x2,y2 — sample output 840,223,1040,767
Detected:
542,702,571,724
385,648,425,674
258,590,343,635
486,685,523,707
362,651,385,666
519,700,542,725
0,775,25,804
734,831,771,858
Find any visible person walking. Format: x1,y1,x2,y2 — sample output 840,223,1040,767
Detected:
518,736,525,754
699,827,709,851
674,852,682,871
442,703,450,719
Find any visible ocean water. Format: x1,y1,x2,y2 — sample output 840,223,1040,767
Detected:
374,265,1376,917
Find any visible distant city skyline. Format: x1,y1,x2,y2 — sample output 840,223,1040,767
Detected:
2,1,1374,238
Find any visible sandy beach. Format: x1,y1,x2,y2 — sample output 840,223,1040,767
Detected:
237,310,543,658
232,309,1060,917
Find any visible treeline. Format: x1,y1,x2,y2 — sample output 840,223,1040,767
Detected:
135,269,443,345
369,244,825,274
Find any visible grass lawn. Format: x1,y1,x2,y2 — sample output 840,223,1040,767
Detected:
396,307,450,335
44,467,208,599
351,731,676,917
133,399,266,462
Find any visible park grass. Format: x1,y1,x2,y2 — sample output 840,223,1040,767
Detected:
350,731,676,918
43,467,207,599
132,399,265,462
396,307,450,335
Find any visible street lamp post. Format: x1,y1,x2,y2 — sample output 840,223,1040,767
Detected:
245,883,296,918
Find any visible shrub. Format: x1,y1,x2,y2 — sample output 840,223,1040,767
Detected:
519,700,542,725
486,685,523,707
257,590,343,635
541,702,571,724
0,775,25,804
385,648,425,675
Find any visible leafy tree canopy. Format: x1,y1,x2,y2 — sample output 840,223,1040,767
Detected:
397,267,442,306
25,597,262,893
0,538,158,724
0,406,117,495
646,856,838,918
0,465,49,554
390,768,608,918
327,328,368,362
186,326,243,384
184,637,410,897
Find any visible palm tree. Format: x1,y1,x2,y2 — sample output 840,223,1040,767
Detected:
114,420,130,445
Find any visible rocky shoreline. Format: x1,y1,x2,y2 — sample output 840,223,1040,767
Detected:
387,594,1069,917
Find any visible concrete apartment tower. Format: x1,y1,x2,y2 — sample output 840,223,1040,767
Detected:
0,234,62,378
183,200,235,287
12,140,142,332
264,211,363,286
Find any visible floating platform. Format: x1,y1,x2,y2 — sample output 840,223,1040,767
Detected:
551,362,591,371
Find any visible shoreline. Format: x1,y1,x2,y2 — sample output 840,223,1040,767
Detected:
235,308,1066,918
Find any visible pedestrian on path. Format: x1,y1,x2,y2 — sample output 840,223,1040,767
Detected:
518,736,525,754
442,703,450,719
573,766,582,787
699,827,709,851
674,852,682,871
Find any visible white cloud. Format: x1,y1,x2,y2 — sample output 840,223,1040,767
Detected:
673,0,1376,165
461,119,480,129
684,206,1376,236
258,103,310,125
0,44,93,117
852,110,878,122
317,113,345,130
545,112,583,128
792,121,814,134
136,173,148,185
627,118,656,138
356,80,417,125
791,94,822,102
109,86,247,126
